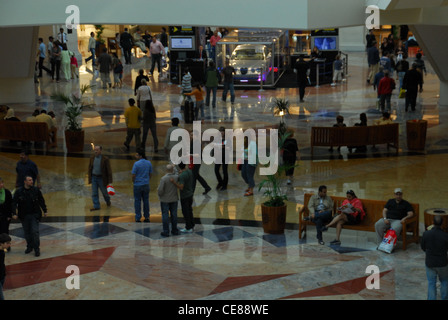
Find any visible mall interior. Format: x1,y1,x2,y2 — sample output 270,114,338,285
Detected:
1,0,448,302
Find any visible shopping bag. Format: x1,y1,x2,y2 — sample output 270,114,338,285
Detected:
398,88,406,99
107,185,115,196
378,228,397,253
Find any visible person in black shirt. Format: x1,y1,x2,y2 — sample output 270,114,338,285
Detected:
134,69,150,96
12,176,48,257
0,233,12,300
375,188,413,247
421,215,448,300
294,55,310,102
120,28,134,65
282,129,299,185
403,63,423,112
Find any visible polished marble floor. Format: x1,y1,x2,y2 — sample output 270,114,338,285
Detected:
1,50,447,302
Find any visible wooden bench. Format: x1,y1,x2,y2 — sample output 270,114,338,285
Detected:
311,124,399,158
298,193,419,250
0,121,57,150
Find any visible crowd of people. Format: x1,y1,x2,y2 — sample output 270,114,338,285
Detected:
366,29,425,112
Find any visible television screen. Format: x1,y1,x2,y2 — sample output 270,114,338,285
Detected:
170,36,195,50
313,36,337,51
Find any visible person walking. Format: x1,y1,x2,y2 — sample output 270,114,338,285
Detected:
123,98,142,150
12,176,48,257
241,137,257,197
221,60,236,104
205,61,221,108
0,178,13,252
158,164,180,237
367,40,380,84
85,32,96,67
282,129,299,185
132,150,152,223
403,62,423,112
37,38,51,77
189,130,211,195
377,70,396,112
149,36,165,76
120,28,134,65
137,79,159,152
0,233,12,300
97,48,112,89
16,150,41,189
164,117,181,155
294,55,310,102
87,145,113,211
214,126,228,191
421,215,448,300
60,44,72,81
184,85,206,121
50,40,62,82
171,163,195,233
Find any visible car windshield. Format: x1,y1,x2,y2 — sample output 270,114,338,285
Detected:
231,48,264,60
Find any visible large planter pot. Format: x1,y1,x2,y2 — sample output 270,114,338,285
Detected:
261,203,287,234
65,130,85,153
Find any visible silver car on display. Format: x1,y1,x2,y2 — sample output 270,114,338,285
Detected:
229,44,272,82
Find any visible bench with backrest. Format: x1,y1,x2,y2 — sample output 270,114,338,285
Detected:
310,123,399,158
298,193,419,250
0,121,57,150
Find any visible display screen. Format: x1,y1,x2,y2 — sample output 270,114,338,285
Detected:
313,36,337,50
170,37,194,50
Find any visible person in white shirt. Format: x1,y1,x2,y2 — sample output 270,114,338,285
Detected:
149,37,165,75
85,32,96,66
57,28,68,44
137,79,158,152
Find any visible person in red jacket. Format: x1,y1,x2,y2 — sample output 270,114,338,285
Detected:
378,70,396,112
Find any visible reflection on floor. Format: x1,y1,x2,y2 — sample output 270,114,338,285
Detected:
1,52,447,301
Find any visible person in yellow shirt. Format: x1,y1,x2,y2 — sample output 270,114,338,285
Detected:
184,84,205,121
124,98,142,150
374,111,394,125
35,110,53,129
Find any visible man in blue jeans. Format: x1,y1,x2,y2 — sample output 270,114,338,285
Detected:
132,149,152,222
421,215,448,300
305,185,333,245
221,60,235,104
88,145,113,211
157,164,179,236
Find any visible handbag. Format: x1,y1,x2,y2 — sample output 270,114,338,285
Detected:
398,88,406,99
107,185,115,196
378,228,397,253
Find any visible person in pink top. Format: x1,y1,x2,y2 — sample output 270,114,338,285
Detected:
321,190,366,245
209,30,221,61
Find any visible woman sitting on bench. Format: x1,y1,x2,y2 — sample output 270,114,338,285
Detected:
321,190,365,245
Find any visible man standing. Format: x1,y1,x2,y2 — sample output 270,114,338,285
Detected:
88,146,113,211
124,98,142,150
305,185,333,245
57,28,68,44
375,188,414,247
171,163,195,233
221,60,236,104
158,164,180,236
37,38,51,77
16,151,41,189
97,48,112,89
367,40,380,84
159,27,169,55
421,215,448,300
294,55,310,102
85,32,96,67
132,150,152,223
149,37,165,76
12,176,47,257
120,28,134,65
403,62,423,112
164,117,181,155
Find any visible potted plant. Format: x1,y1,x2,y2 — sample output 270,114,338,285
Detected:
51,84,93,152
272,98,290,137
258,131,294,234
94,25,106,57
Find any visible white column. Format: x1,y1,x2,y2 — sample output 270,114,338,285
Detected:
0,26,38,104
440,81,448,107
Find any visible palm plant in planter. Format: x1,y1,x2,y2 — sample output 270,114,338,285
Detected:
51,84,93,152
258,131,294,234
272,98,290,137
